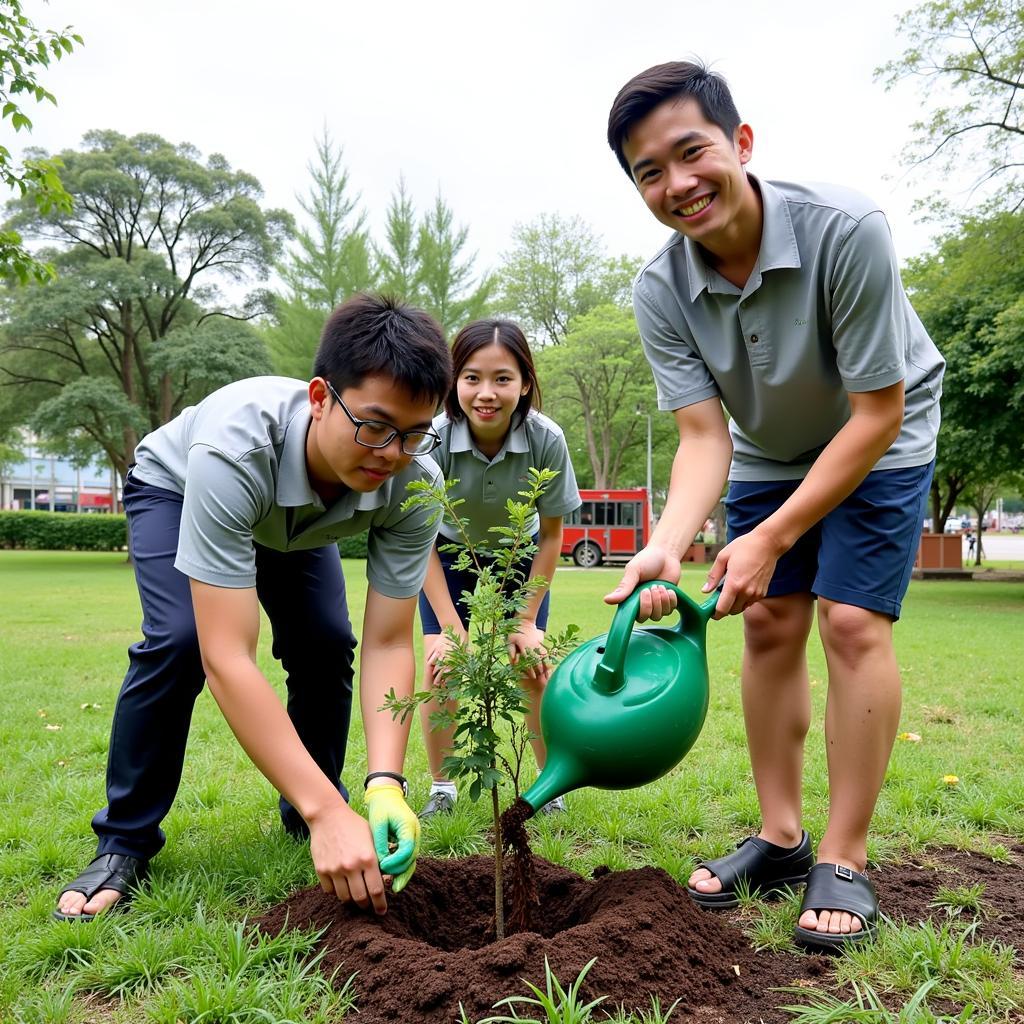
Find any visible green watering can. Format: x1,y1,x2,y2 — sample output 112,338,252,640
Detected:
521,580,718,813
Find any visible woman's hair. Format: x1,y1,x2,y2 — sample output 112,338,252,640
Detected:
445,319,542,424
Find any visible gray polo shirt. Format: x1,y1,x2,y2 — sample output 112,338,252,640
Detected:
131,376,442,597
429,411,582,546
633,176,945,481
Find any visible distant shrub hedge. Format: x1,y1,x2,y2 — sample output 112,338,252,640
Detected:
0,511,370,558
0,510,128,551
337,531,368,558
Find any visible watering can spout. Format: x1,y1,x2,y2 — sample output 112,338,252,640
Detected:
521,753,586,813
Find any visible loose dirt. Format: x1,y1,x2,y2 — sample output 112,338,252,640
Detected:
255,843,1023,1024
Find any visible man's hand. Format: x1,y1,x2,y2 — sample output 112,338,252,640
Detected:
703,527,782,618
365,783,421,894
307,801,388,915
508,619,549,682
603,543,680,622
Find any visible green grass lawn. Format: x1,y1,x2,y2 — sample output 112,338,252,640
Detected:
1,551,1022,1023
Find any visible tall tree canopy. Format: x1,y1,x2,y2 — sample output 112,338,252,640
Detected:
414,191,493,336
1,131,289,478
264,131,374,378
497,213,638,345
903,208,1024,528
876,0,1024,207
537,304,673,490
0,1,82,283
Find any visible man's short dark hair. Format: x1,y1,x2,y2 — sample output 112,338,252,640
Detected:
607,60,741,180
313,293,452,405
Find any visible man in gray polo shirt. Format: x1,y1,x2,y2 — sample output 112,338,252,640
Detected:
605,62,944,950
54,294,453,922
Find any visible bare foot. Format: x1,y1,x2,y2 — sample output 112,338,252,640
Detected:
55,887,125,919
797,905,863,935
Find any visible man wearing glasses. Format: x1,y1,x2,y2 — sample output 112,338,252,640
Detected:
55,294,452,922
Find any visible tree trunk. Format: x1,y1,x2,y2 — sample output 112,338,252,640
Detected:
492,777,504,942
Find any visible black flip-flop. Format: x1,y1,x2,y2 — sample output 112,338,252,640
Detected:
793,862,878,951
52,853,148,922
687,830,814,909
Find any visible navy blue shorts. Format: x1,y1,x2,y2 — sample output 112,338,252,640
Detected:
725,461,934,620
418,539,551,635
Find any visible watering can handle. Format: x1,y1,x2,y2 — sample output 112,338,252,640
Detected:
593,580,718,695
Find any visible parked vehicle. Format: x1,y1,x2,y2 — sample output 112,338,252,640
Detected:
562,489,650,567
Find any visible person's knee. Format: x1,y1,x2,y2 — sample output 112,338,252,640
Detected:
818,601,890,667
743,599,812,657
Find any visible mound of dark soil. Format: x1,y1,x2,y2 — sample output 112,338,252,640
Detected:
255,844,1023,1024
257,856,827,1024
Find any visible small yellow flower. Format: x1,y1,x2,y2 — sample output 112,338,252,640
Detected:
897,732,922,743
44,723,63,732
37,709,47,718
942,774,959,786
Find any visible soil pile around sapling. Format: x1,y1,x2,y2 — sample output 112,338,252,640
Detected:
255,843,1024,1024
256,855,829,1024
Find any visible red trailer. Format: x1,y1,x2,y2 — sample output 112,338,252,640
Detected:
562,488,650,567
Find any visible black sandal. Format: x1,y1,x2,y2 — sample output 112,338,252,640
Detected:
687,830,814,909
52,853,148,922
793,862,878,951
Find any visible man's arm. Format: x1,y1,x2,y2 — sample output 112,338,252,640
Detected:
606,397,733,617
359,586,421,772
190,579,387,914
706,382,904,616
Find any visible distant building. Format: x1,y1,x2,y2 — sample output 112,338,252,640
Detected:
1,433,121,512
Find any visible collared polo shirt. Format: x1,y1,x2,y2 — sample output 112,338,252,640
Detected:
429,411,581,546
633,176,945,481
131,376,442,597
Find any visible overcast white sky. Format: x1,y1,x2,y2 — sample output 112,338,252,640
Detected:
17,0,943,281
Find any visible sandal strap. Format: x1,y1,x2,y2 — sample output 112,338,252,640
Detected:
697,830,812,893
59,853,148,901
800,862,878,927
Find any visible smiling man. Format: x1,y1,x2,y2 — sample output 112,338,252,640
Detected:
54,294,452,923
604,62,944,950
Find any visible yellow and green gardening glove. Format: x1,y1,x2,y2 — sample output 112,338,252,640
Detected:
365,782,421,893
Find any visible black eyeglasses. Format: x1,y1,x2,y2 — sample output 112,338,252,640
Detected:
325,381,441,457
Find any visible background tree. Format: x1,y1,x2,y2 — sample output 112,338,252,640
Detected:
375,176,419,301
497,213,639,345
0,130,288,478
0,1,82,283
414,191,493,336
538,304,674,489
904,207,1024,529
263,131,375,378
876,0,1024,207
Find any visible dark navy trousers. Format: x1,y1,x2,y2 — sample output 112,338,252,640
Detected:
91,474,356,859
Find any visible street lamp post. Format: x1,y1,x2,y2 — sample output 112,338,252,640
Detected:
637,406,654,533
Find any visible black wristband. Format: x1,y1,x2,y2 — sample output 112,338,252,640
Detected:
364,771,408,796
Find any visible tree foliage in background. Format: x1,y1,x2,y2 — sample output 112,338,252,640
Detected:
263,131,375,378
0,131,288,478
904,208,1024,529
375,176,418,301
0,1,82,284
538,304,673,490
414,191,494,336
264,160,494,379
497,213,638,345
876,0,1024,208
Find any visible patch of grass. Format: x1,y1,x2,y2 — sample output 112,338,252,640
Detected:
931,883,988,919
2,553,1023,1022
